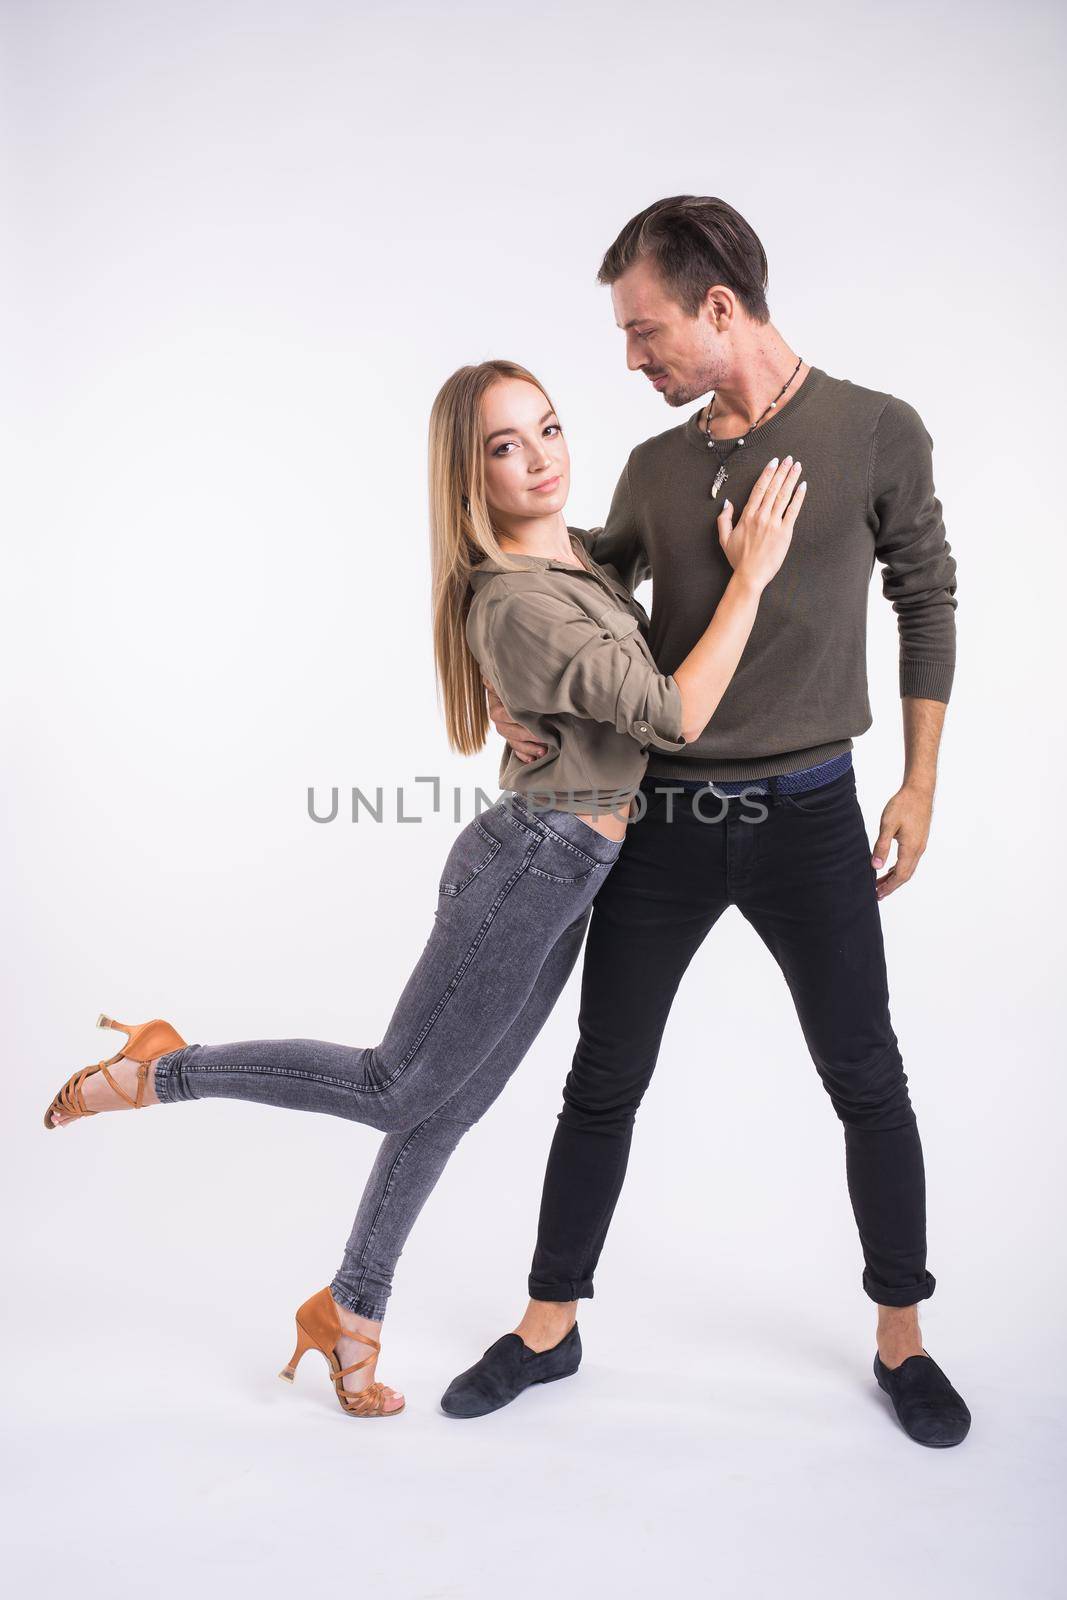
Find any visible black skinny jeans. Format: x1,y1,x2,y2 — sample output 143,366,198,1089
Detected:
528,766,937,1310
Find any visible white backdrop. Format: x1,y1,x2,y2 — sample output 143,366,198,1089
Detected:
4,2,1064,1596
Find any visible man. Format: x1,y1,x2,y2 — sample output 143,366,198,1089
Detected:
441,196,970,1446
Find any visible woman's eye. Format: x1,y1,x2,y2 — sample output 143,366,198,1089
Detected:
492,425,560,456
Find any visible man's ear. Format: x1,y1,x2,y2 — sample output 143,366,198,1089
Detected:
702,283,736,332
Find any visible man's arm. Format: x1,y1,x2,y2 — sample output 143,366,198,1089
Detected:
868,396,958,898
483,673,546,764
870,696,945,900
574,455,651,593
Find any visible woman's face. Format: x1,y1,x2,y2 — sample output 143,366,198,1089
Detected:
480,377,570,532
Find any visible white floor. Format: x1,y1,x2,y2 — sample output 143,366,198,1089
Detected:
5,1255,1062,1600
12,849,1065,1598
11,975,1066,1600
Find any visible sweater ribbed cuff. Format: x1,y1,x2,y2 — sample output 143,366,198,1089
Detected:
900,658,955,703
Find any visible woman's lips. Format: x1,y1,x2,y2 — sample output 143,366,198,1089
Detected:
530,476,562,493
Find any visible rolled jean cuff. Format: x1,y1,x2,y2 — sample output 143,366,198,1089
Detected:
329,1278,388,1323
528,1274,594,1303
152,1045,200,1104
862,1267,936,1307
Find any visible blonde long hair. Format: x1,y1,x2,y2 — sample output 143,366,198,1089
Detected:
429,359,559,755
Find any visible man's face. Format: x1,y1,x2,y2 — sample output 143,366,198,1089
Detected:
610,256,726,407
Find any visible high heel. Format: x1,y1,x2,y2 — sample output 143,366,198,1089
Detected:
278,1321,319,1381
44,1014,187,1129
278,1287,404,1419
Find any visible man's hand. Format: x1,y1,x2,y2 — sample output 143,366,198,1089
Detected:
871,783,934,899
483,674,547,764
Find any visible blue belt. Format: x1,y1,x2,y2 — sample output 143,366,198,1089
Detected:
656,749,853,801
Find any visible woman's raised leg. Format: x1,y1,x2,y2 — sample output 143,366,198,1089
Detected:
54,805,615,1140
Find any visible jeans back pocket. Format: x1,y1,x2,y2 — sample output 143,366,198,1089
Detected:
438,817,503,897
527,823,620,885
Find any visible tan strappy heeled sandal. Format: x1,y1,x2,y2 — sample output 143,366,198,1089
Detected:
44,1014,188,1130
278,1287,404,1419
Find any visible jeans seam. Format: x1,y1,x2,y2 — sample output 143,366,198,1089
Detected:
439,834,501,896
342,1106,462,1312
347,900,594,1314
153,1056,175,1101
148,839,579,1111
533,818,609,869
378,841,539,1087
862,1266,935,1305
173,843,539,1103
329,1281,387,1321
529,1274,593,1300
528,862,599,886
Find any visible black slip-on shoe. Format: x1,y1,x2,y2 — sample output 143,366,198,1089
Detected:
440,1324,582,1418
873,1349,971,1447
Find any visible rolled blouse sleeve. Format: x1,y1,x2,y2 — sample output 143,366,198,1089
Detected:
482,590,687,754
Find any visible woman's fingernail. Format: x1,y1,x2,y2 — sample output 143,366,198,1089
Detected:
769,458,779,468
873,857,884,867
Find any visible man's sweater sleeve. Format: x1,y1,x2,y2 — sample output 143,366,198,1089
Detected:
580,455,652,594
868,395,958,703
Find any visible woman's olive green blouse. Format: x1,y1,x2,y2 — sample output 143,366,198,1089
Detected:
465,526,687,817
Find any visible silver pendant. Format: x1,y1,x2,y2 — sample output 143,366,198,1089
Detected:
711,464,728,499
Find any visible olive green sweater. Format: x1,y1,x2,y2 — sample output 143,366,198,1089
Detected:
586,364,958,781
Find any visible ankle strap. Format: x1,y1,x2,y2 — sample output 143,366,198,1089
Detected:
336,1351,377,1379
336,1325,379,1353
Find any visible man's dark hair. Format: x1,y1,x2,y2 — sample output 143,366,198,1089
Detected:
598,195,770,323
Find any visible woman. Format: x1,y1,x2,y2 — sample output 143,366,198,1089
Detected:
44,360,806,1418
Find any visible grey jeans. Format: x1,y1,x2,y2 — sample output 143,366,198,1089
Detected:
153,793,623,1320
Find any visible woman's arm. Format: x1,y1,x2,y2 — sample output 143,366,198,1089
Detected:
480,456,806,753
478,588,686,753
